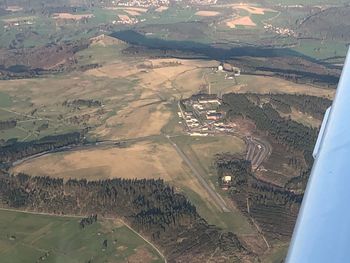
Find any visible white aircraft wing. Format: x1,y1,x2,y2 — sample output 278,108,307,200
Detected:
286,48,350,262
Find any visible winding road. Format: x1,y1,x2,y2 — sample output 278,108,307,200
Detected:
245,136,272,170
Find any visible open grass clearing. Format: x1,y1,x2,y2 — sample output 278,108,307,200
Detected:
0,209,162,263
279,107,321,128
52,13,94,20
105,7,148,13
185,135,246,173
213,3,275,15
10,138,219,213
11,135,253,235
2,16,37,23
169,135,255,235
235,75,335,98
0,54,220,142
11,140,184,181
0,92,13,108
0,73,141,141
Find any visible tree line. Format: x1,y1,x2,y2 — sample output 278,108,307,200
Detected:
0,172,253,262
0,132,82,164
221,93,318,166
0,120,16,130
215,155,302,241
259,93,332,120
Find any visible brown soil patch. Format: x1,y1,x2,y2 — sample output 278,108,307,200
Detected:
232,4,273,15
280,108,321,128
215,3,275,15
106,7,147,12
11,140,219,209
85,64,137,78
124,10,141,16
226,16,256,28
128,248,154,263
117,245,128,251
191,136,245,161
52,13,94,20
138,58,217,94
86,58,216,82
118,14,132,23
97,100,171,139
90,34,126,47
11,141,183,181
240,234,269,255
195,11,220,17
229,117,257,136
5,6,23,12
235,75,335,98
173,68,208,95
155,6,168,12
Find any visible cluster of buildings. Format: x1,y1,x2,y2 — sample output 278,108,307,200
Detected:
113,0,169,8
264,24,296,37
179,94,236,136
217,63,241,77
189,0,218,5
221,175,232,191
113,15,139,25
3,19,34,29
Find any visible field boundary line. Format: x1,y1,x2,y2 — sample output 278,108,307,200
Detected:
0,207,167,263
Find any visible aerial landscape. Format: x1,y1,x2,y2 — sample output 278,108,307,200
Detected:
0,0,347,262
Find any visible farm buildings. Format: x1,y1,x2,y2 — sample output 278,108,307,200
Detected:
179,94,235,136
217,63,241,76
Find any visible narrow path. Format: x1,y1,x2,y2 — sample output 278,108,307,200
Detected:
0,107,48,121
119,219,167,263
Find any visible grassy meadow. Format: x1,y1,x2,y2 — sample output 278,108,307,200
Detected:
0,209,163,263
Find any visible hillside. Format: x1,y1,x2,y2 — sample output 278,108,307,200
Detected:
0,172,255,262
297,6,350,42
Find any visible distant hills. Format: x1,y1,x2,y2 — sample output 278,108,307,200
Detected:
297,6,350,42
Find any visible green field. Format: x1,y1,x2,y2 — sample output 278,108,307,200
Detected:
0,71,140,142
0,92,13,108
293,39,348,60
0,209,163,263
261,243,289,263
143,5,196,25
0,8,122,49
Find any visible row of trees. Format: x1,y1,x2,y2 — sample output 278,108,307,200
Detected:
261,93,332,120
80,214,97,229
0,120,16,130
215,156,302,241
0,132,82,163
217,93,323,240
63,99,102,108
221,93,318,166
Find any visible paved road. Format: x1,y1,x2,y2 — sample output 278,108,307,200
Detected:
165,135,230,212
245,137,271,170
